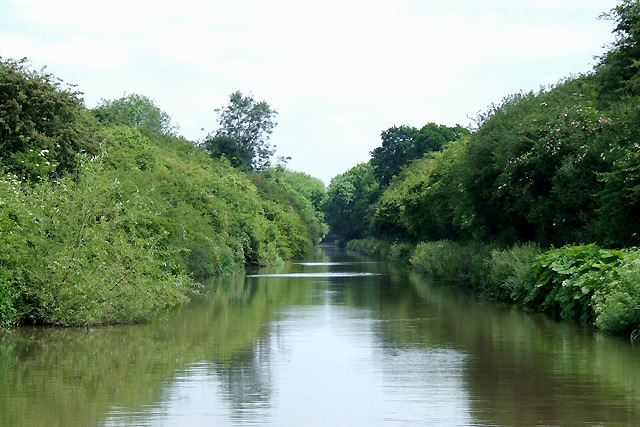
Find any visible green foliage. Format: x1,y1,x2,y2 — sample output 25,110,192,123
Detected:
0,159,198,326
262,166,326,212
368,76,631,248
0,64,325,327
258,166,328,245
371,155,434,239
592,99,640,247
206,91,278,171
0,57,100,181
592,251,640,335
370,123,468,187
347,237,454,270
370,125,416,187
410,240,493,285
101,127,321,271
346,238,392,259
322,162,380,242
402,140,470,242
0,267,22,329
92,93,175,135
202,135,253,170
1,123,324,327
372,137,470,243
245,173,320,260
522,245,625,324
388,242,415,267
595,0,640,103
485,243,542,301
494,102,614,245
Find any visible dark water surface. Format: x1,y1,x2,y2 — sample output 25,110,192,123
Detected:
2,245,640,426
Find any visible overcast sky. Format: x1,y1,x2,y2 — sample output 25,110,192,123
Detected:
0,0,619,184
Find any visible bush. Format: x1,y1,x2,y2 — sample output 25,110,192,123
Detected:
346,238,391,258
0,267,22,329
485,242,541,301
593,251,640,335
388,242,415,267
522,245,625,324
0,159,198,326
410,240,494,285
0,57,100,180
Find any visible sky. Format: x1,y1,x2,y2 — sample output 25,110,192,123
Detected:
0,0,620,184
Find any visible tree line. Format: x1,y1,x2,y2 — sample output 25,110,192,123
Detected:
0,59,327,328
321,0,640,337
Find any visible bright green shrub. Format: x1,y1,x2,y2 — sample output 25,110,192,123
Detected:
522,245,625,324
371,155,434,240
593,251,640,335
400,141,468,242
0,267,22,328
0,159,198,326
0,57,100,181
411,240,457,278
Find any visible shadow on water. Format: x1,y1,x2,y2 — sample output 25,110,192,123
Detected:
1,244,639,426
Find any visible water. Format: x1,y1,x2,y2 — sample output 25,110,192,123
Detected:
2,245,640,426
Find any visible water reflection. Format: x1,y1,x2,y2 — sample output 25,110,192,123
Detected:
246,272,382,277
1,245,640,426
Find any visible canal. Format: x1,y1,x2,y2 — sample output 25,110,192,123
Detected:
1,245,639,425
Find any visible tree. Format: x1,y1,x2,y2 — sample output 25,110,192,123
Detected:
322,162,380,242
370,123,469,187
595,0,640,103
205,91,278,171
411,123,469,158
370,125,416,187
203,135,254,170
92,93,175,135
0,57,99,181
262,165,327,212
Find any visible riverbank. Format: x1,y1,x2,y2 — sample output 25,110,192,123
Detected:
346,238,640,338
3,246,639,426
0,58,327,329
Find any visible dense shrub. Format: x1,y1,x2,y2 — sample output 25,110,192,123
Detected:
0,159,197,326
521,245,626,324
485,243,541,301
593,251,640,335
323,163,380,242
0,57,100,180
0,61,327,328
388,242,415,267
346,238,391,258
329,2,640,337
409,240,494,286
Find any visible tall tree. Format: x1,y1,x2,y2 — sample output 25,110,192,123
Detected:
596,0,640,103
203,135,254,170
322,162,380,242
205,91,278,171
370,125,416,187
92,93,174,135
370,123,468,187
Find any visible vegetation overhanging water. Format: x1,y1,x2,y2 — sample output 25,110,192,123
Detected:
1,246,639,426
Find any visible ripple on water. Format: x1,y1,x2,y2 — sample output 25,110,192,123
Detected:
246,272,383,278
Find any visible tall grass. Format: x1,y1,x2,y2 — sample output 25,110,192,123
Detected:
409,240,495,287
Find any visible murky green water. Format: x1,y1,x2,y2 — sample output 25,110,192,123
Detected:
2,245,640,426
